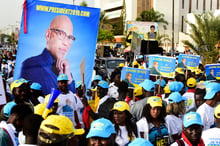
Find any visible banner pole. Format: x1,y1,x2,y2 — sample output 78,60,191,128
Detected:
158,76,162,95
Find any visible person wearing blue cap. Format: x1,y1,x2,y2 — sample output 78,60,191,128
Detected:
154,79,166,96
30,82,44,105
86,118,116,146
131,79,155,121
196,82,220,130
128,138,153,146
171,112,204,146
165,92,186,143
56,74,82,129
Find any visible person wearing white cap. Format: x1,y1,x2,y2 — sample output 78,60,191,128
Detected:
196,82,220,130
202,104,220,145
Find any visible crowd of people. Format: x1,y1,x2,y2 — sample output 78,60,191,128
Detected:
0,48,220,146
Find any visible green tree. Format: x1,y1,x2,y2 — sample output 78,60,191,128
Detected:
182,12,220,64
157,34,171,46
136,8,168,25
80,1,87,7
98,29,114,43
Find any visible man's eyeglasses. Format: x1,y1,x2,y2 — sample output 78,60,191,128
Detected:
50,28,75,41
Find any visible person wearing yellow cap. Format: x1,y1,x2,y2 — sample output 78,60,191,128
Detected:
110,101,138,145
137,96,169,145
38,115,85,146
183,77,197,113
202,104,220,145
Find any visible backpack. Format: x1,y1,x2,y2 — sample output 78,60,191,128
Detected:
176,139,185,146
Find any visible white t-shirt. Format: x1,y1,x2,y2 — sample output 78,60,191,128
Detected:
115,126,130,146
108,82,119,100
165,115,182,143
37,96,44,103
57,91,77,125
182,92,196,112
170,138,189,146
137,117,149,140
202,127,220,145
74,94,84,127
196,103,215,130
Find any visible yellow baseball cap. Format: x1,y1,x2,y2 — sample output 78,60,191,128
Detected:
112,101,130,112
34,103,51,116
215,104,220,118
195,69,203,75
175,67,184,74
40,115,85,135
139,66,145,69
118,63,125,67
164,84,171,94
134,86,143,96
10,80,24,92
187,77,196,88
133,61,140,67
147,96,162,107
44,94,59,104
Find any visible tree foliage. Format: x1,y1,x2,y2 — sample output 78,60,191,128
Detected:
182,12,220,64
80,1,88,7
98,29,114,43
136,8,168,25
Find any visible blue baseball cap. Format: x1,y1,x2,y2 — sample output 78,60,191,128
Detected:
86,118,115,138
168,92,187,103
97,80,109,89
3,101,16,118
183,112,203,128
154,79,166,87
93,75,102,81
169,81,183,92
139,79,155,92
19,78,28,83
30,82,42,90
138,55,143,59
57,74,68,81
128,138,153,146
75,81,82,88
204,82,220,100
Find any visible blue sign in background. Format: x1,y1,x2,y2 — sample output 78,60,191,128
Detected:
148,55,176,78
177,54,200,69
205,64,220,80
14,0,100,94
121,67,150,86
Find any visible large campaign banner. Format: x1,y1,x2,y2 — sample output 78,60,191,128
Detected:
131,32,141,56
121,67,150,87
177,54,200,70
205,64,220,80
126,21,158,40
14,0,100,95
148,55,176,78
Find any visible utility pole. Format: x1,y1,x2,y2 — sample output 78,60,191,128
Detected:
172,0,174,56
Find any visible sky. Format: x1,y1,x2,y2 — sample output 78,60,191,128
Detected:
0,0,94,34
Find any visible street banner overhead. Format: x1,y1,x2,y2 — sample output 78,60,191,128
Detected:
205,64,220,80
126,21,158,40
177,54,200,70
14,0,100,95
148,55,176,78
121,67,150,87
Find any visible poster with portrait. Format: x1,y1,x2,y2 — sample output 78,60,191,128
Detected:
148,55,176,78
121,67,150,87
177,54,200,70
205,64,220,80
126,21,158,40
14,0,100,95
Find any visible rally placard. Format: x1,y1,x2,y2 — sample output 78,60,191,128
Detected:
148,55,176,78
126,21,158,40
121,67,150,87
205,64,220,80
177,54,200,70
0,76,6,106
14,0,100,95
